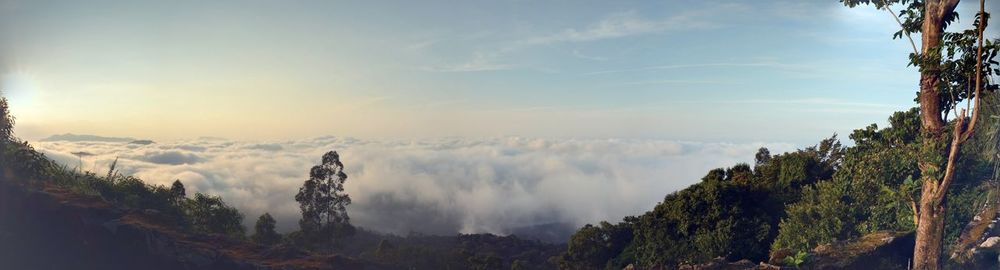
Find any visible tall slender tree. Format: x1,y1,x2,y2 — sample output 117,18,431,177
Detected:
840,0,998,268
295,150,353,243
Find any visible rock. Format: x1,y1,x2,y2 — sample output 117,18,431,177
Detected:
102,218,123,234
678,257,759,270
807,231,912,270
757,262,782,270
767,248,793,265
981,237,1000,249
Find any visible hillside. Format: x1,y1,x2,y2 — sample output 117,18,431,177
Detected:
0,110,562,270
0,171,381,270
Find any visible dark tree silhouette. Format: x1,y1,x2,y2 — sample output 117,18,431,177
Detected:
0,96,12,168
295,150,353,243
170,180,186,205
0,96,12,143
252,213,281,245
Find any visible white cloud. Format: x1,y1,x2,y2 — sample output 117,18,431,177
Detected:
32,136,795,237
583,62,804,76
421,8,726,73
521,11,715,46
419,52,513,72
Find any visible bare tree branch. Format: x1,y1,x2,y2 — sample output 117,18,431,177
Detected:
882,0,920,54
961,0,986,142
935,109,967,205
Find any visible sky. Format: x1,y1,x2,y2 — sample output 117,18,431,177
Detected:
2,0,999,238
2,0,995,143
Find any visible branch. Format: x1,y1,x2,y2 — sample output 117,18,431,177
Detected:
882,0,919,54
936,109,967,205
961,0,985,141
939,0,962,19
946,81,962,121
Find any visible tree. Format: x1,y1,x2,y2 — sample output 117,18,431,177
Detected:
295,150,353,244
467,253,502,270
755,147,772,167
554,137,843,268
0,96,12,143
186,193,246,238
839,0,998,268
773,109,922,252
0,96,13,168
252,213,281,245
170,180,186,205
554,221,634,269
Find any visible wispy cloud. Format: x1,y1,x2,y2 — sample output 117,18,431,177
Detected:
519,11,716,46
723,98,900,108
419,53,513,72
584,62,804,76
404,40,438,52
571,49,607,61
423,8,727,73
613,79,734,86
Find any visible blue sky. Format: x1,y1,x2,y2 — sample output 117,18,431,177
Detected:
1,0,996,144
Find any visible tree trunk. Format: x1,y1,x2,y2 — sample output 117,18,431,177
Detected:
911,0,962,269
917,0,947,134
913,179,946,269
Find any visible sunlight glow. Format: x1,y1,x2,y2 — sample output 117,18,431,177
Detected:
1,71,40,112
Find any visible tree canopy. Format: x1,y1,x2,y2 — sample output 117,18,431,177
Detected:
295,150,354,245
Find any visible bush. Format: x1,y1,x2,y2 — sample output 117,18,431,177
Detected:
185,193,246,238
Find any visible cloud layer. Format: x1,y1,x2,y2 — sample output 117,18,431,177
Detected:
32,136,794,238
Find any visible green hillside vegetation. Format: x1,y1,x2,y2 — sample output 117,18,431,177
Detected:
553,106,999,269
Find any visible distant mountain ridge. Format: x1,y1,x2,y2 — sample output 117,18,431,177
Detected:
40,133,137,142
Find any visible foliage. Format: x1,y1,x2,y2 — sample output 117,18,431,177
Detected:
0,97,13,146
468,253,503,270
551,221,634,270
842,0,999,113
295,150,354,245
185,193,246,238
556,136,844,269
252,213,282,246
350,231,561,270
772,108,994,254
553,107,994,268
0,93,254,242
782,250,809,268
774,109,922,252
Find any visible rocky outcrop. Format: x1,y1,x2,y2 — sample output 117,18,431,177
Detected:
806,231,913,270
0,180,379,270
676,259,764,270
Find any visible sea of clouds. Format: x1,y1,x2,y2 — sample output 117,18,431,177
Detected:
32,136,795,238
